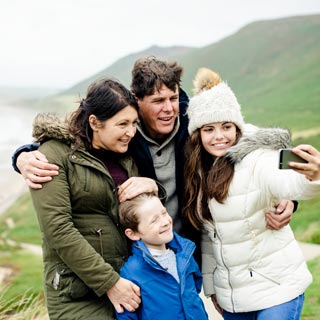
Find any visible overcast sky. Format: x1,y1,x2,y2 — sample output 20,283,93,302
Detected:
1,0,319,89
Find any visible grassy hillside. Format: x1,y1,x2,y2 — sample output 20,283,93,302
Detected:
178,14,320,131
63,45,194,96
30,46,194,114
40,14,320,132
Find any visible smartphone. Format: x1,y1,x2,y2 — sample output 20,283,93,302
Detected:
279,148,307,169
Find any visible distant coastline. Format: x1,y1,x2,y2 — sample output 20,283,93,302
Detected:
0,104,37,216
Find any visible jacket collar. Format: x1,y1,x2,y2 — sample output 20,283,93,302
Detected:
132,232,195,259
227,126,291,164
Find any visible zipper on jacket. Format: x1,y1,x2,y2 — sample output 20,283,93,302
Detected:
215,229,235,312
96,228,103,256
221,248,235,312
134,244,184,285
248,267,281,285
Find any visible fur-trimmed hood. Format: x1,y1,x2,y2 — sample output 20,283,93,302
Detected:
227,126,291,164
32,113,73,143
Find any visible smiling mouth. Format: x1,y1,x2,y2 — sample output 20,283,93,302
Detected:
119,141,130,146
214,142,229,147
158,116,173,122
160,227,172,234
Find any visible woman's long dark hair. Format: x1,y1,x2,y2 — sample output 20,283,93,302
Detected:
183,128,242,230
68,78,138,151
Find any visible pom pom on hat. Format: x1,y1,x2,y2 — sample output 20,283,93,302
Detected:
187,68,245,135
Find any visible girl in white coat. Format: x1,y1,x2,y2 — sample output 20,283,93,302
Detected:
183,68,320,320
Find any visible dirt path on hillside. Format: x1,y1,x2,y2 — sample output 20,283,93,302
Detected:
0,174,27,218
292,127,320,140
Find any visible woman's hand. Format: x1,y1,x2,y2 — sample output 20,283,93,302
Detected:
107,277,141,313
118,177,158,202
290,145,320,181
211,294,223,315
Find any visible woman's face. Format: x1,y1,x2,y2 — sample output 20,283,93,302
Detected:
90,105,138,153
200,122,237,157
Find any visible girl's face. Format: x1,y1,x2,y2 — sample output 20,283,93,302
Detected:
200,122,237,157
128,197,173,251
90,105,138,153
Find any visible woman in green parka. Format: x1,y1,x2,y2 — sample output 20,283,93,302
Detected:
29,79,159,319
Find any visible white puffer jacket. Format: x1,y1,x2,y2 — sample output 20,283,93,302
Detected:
201,127,320,313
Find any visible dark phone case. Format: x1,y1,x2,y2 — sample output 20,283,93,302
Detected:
279,149,307,169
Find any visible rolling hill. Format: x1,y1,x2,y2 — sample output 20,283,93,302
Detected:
39,14,320,133
178,14,320,131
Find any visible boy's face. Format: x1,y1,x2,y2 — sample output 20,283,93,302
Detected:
126,197,173,250
136,84,179,140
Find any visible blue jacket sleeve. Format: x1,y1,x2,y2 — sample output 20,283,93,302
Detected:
115,264,140,320
191,257,203,294
12,143,40,173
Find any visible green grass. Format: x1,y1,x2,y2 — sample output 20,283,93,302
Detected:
0,286,48,320
290,198,320,244
0,193,41,246
0,245,44,301
289,134,320,243
0,244,47,319
0,195,46,318
179,15,320,133
0,192,46,318
302,257,320,319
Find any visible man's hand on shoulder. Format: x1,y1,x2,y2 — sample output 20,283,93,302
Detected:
17,151,59,189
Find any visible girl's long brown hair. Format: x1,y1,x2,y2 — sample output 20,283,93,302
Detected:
183,128,241,230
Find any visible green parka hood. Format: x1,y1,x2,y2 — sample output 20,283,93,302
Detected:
32,112,73,143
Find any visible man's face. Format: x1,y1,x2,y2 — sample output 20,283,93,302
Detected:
136,84,179,140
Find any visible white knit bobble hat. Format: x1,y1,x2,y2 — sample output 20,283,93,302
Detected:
187,80,245,135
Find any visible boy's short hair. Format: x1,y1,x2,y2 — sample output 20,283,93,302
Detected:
130,56,183,99
119,192,158,232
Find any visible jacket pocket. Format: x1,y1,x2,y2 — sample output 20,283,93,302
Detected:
248,267,281,285
51,264,90,301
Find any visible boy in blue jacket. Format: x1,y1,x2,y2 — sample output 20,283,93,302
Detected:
117,192,208,320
